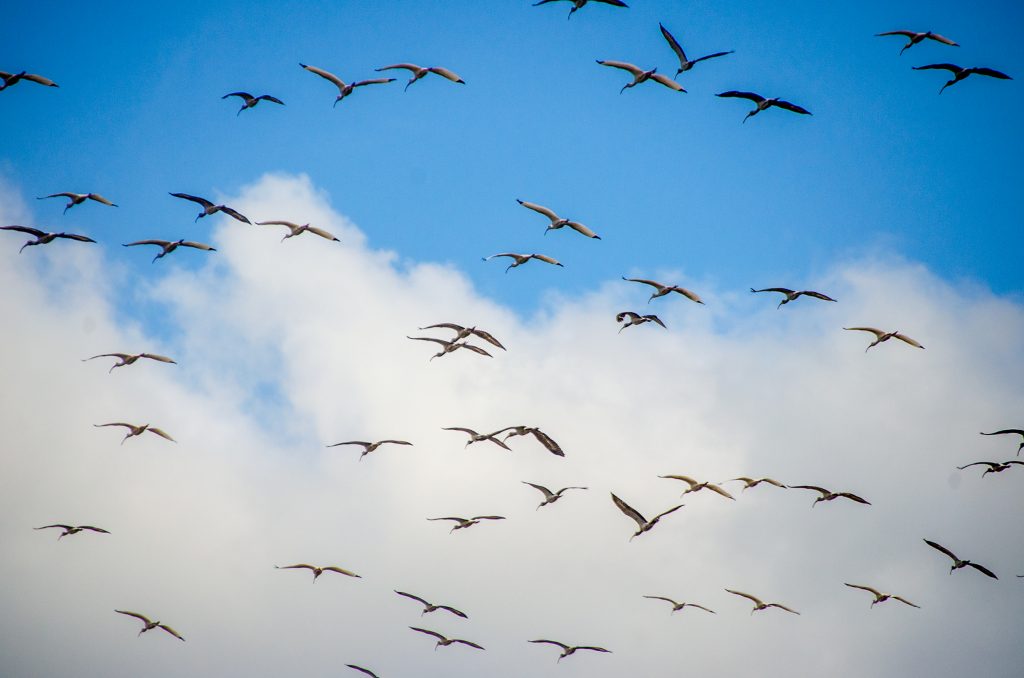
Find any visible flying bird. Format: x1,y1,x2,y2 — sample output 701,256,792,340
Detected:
522,482,588,509
409,627,484,651
94,422,176,445
659,475,735,500
407,336,493,360
790,485,870,507
256,220,339,242
643,595,716,614
528,639,611,662
123,239,216,262
725,589,800,615
843,327,924,352
427,515,505,533
622,277,703,304
0,70,58,90
533,0,627,19
843,583,920,608
659,23,733,76
345,666,379,678
876,30,959,55
419,323,505,350
716,91,812,122
610,492,683,541
37,192,117,214
275,563,361,581
169,192,251,224
1,225,95,253
222,91,284,115
83,352,176,373
979,429,1024,455
483,252,563,272
750,287,836,308
497,426,566,457
723,476,787,491
957,460,1024,477
300,63,395,106
923,539,998,579
114,610,184,641
913,63,1012,93
443,427,512,451
516,199,600,239
375,63,464,91
394,591,468,618
616,311,666,332
34,524,110,539
326,439,413,460
596,60,685,94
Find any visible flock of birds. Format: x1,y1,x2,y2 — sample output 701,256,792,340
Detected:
8,3,1020,675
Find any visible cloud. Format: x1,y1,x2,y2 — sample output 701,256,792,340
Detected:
1,174,1022,677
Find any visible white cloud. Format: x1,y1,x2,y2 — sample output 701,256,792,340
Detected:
1,174,1022,677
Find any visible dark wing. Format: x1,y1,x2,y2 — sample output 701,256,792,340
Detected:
751,287,795,295
968,67,1011,80
395,590,430,606
55,233,96,243
523,481,555,499
436,605,468,619
455,342,493,357
275,563,317,571
34,524,74,531
611,492,647,527
923,539,958,561
21,73,59,87
659,23,688,65
470,515,505,521
256,94,285,104
800,290,837,302
222,91,253,100
378,440,413,446
967,562,998,579
78,526,111,533
766,603,800,615
622,277,665,290
123,240,170,248
687,603,716,614
981,429,1024,436
1,225,46,237
352,78,396,88
179,241,216,251
844,583,882,596
646,315,667,328
576,646,611,653
529,639,569,649
690,50,734,65
651,504,685,521
326,441,370,448
913,63,963,74
420,322,465,333
643,595,678,605
469,328,505,350
530,428,564,456
218,206,251,224
169,192,214,208
115,610,152,624
772,99,812,115
409,626,446,641
157,624,185,641
876,30,918,38
407,336,451,347
957,461,996,470
717,90,766,103
593,0,628,5
617,311,640,322
451,638,484,650
836,492,870,505
346,666,380,678
791,485,829,496
443,427,480,436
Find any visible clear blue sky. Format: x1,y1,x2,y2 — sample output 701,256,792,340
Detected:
4,0,1022,313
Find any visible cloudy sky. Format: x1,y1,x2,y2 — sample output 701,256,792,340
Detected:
3,2,1023,677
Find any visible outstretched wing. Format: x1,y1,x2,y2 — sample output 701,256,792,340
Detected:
469,328,505,350
892,596,920,608
140,353,176,364
844,583,882,596
610,493,646,528
690,50,734,65
923,539,958,561
169,192,214,208
78,525,111,534
836,492,870,505
892,333,924,349
451,638,484,649
767,603,800,615
1,225,45,237
659,23,688,65
968,67,1012,80
529,254,563,266
751,287,795,295
651,504,684,521
222,91,254,101
146,427,176,442
643,595,678,606
179,241,216,252
345,665,380,678
529,428,564,456
517,199,560,222
650,73,686,92
115,610,152,624
529,639,569,650
913,63,962,74
352,78,396,88
717,90,766,103
843,327,887,339
523,481,555,499
800,290,837,302
409,626,446,641
622,277,665,290
773,99,812,115
967,562,998,579
876,30,918,39
436,605,468,619
34,524,74,531
596,60,645,77
256,94,285,105
407,336,451,347
322,566,361,578
427,67,464,84
299,63,346,91
217,206,251,224
725,589,763,605
157,624,185,641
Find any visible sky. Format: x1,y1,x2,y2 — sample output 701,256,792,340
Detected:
2,1,1023,677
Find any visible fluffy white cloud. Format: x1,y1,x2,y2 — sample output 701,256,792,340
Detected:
1,174,1021,678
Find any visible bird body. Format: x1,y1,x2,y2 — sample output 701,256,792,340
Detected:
169,192,251,223
957,460,1024,476
616,311,666,332
38,192,117,213
622,277,703,304
1,225,95,253
0,70,58,90
516,199,600,239
326,439,412,460
522,481,587,508
750,287,836,308
924,539,998,579
300,63,394,105
427,515,505,533
34,524,110,539
257,220,339,242
790,484,870,507
83,352,176,373
913,63,1012,93
659,23,733,76
115,610,185,640
375,63,464,91
123,239,215,262
94,422,175,445
528,639,610,662
725,589,800,615
876,30,958,54
222,91,284,114
395,590,468,618
844,583,919,608
844,327,924,352
717,91,811,122
275,563,361,581
483,252,563,272
596,60,685,93
610,492,683,540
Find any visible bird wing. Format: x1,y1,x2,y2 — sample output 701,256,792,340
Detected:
483,253,520,261
611,493,647,528
967,562,998,579
306,226,339,241
34,524,74,531
650,73,686,92
843,327,887,339
892,333,924,349
577,646,611,653
717,91,766,103
326,441,371,447
407,336,452,347
22,73,58,86
409,627,446,641
836,492,870,505
179,241,216,251
844,583,882,596
767,603,800,615
891,596,920,608
643,595,678,606
222,91,254,100
55,233,96,243
427,67,464,83
276,563,317,571
705,483,735,500
79,526,111,533
659,23,688,65
691,50,734,65
346,665,380,678
427,517,466,522
256,95,285,105
169,192,214,208
517,199,561,222
957,461,995,470
758,478,787,487
923,539,958,561
470,515,506,521
566,221,600,238
800,290,837,302
115,610,152,624
40,192,81,200
84,353,131,361
378,440,413,446
925,33,958,46
444,427,480,436
420,322,465,333
725,589,764,605
376,63,422,73
257,220,301,229
980,429,1024,436
436,605,468,618
617,311,641,322
1,225,46,237
791,485,829,496
530,254,563,266
217,206,251,224
146,427,176,442
772,99,812,115
593,0,628,5
452,639,484,650
394,590,430,606
94,422,135,429
352,78,396,88
322,566,361,578
596,60,645,76
968,67,1012,80
299,63,346,90
651,504,685,521
529,639,569,650
85,194,116,206
523,481,555,499
876,30,918,38
455,342,493,357
139,353,176,364
622,277,665,291
469,328,505,350
1007,461,1024,467
529,428,565,456
913,63,962,74
660,474,699,488
556,486,588,495
688,604,717,613
157,624,185,641
751,287,795,295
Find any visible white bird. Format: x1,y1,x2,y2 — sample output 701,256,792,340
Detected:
82,352,176,373
443,427,512,451
596,60,685,94
300,63,395,106
843,583,920,608
643,595,716,614
222,91,284,115
123,239,216,263
275,563,361,581
34,524,110,539
256,220,340,243
659,23,733,76
169,192,251,223
723,476,788,491
912,63,1012,94
483,252,563,272
409,627,484,651
427,515,505,533
876,30,958,55
716,91,812,123
750,287,836,308
622,277,703,304
1,225,95,253
610,493,683,541
0,70,58,90
843,327,924,352
37,192,117,214
522,482,588,509
725,589,800,615
394,591,468,618
528,639,611,662
532,0,627,19
616,311,666,332
979,429,1024,455
659,475,735,500
418,323,505,350
407,336,493,360
115,610,185,641
375,63,464,91
326,439,413,461
516,199,601,239
790,485,870,507
924,539,998,579
94,422,176,445
497,426,566,457
957,460,1024,477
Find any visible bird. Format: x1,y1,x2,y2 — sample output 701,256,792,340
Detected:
659,24,733,76
326,439,412,460
522,482,588,509
716,91,812,123
406,336,493,360
274,563,361,581
497,426,566,457
122,239,216,263
876,30,959,55
659,475,735,500
610,493,683,541
723,476,788,491
375,63,464,91
979,429,1024,456
0,70,58,91
443,427,512,451
1,225,95,253
427,515,505,533
843,583,920,608
34,524,110,539
924,540,998,579
596,60,685,94
750,287,836,308
912,63,1012,93
169,192,251,224
957,460,1024,477
533,0,628,20
394,591,468,618
345,666,379,678
409,627,484,651
616,311,666,332
790,485,870,507
643,595,716,614
843,327,924,352
418,323,506,350
622,277,703,304
114,610,185,641
256,220,340,243
93,422,176,445
724,589,800,615
483,252,563,272
82,352,176,373
516,199,601,239
37,192,117,214
299,63,395,106
221,91,285,115
528,639,611,662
